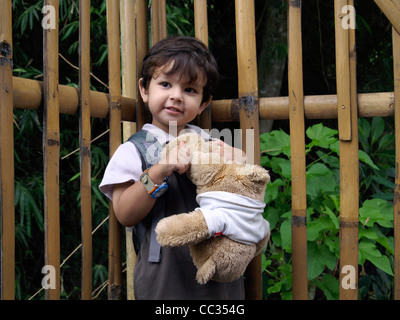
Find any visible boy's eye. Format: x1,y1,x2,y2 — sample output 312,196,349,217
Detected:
185,87,197,94
160,82,170,88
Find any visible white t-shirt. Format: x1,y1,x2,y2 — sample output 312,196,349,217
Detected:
196,191,270,245
99,123,212,201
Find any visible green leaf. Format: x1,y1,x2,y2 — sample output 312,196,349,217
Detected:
263,207,280,230
307,242,325,279
307,216,334,241
359,225,394,255
378,133,394,151
329,140,340,155
264,178,285,205
280,219,292,251
306,123,338,148
316,150,339,169
359,240,393,275
315,274,340,300
370,117,385,146
359,239,382,258
261,254,272,272
265,157,292,179
359,199,393,228
371,175,394,189
359,150,379,170
306,163,336,197
358,118,371,141
260,130,291,157
322,206,339,230
68,172,81,183
307,242,337,280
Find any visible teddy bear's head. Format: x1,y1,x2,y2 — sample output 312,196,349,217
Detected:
188,161,270,202
163,132,270,202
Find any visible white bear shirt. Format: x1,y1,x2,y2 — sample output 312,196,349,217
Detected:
195,191,270,245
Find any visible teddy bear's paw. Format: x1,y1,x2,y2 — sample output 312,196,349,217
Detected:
155,216,182,247
196,258,216,285
155,211,210,247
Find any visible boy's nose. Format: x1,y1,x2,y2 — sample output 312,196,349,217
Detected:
170,86,183,102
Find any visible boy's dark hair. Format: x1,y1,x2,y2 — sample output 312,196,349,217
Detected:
141,36,219,103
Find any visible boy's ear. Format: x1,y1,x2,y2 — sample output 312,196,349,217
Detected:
198,96,212,115
138,78,149,103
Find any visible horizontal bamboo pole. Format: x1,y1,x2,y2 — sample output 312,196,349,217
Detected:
13,76,135,120
212,92,395,121
12,77,394,121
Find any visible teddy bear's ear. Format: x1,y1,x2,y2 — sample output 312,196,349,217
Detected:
236,164,270,184
189,162,224,186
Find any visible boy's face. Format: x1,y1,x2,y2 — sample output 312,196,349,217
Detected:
139,62,211,135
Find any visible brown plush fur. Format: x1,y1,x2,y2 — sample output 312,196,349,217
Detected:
155,133,270,284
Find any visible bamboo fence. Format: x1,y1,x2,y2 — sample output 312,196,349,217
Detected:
42,0,60,300
0,0,399,300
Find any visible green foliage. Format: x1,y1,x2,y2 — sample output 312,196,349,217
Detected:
260,119,395,300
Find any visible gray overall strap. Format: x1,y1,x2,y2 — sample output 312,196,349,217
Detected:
127,130,165,263
147,199,165,263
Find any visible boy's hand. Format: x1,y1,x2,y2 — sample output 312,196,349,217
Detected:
213,139,247,164
150,141,191,183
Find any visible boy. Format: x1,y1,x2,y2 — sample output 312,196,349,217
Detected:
100,36,245,299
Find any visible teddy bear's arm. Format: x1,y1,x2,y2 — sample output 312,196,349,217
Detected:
155,210,210,247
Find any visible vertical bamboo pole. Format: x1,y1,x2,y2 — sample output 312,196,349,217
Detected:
335,0,352,142
120,0,137,300
392,0,400,301
136,0,149,130
43,0,60,300
194,0,208,43
151,0,167,44
106,0,123,300
335,0,359,300
79,0,92,300
0,0,15,300
235,0,262,300
288,0,308,300
194,0,212,130
129,1,149,298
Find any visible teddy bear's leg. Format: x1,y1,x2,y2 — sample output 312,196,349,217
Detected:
195,258,216,285
210,238,255,283
155,210,210,247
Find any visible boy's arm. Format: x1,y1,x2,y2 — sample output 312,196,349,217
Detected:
112,142,190,227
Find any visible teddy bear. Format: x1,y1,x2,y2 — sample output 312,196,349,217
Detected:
155,132,270,284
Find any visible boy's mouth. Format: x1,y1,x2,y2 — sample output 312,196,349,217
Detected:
165,106,182,114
